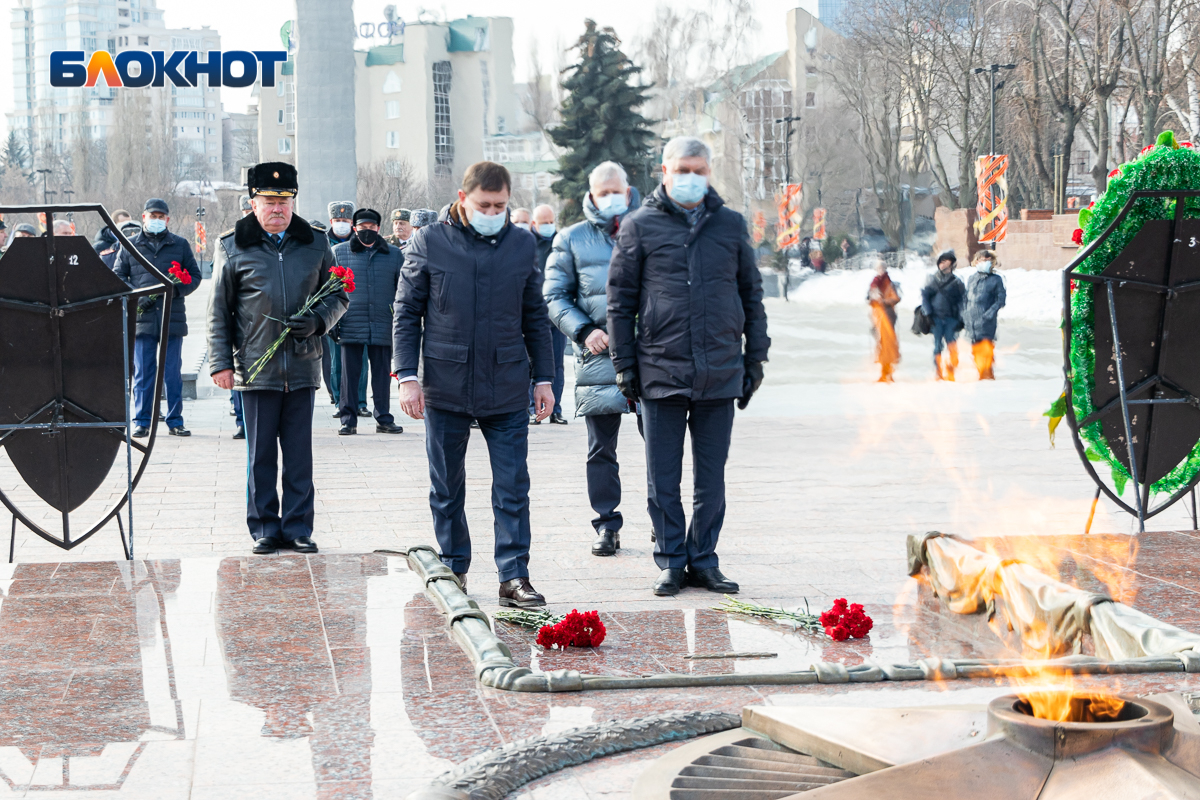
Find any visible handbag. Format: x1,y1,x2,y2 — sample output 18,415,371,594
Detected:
912,306,932,336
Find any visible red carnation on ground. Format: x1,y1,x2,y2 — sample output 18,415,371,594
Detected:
536,609,606,650
1182,142,1194,148
1108,168,1120,178
1141,144,1156,154
1071,228,1083,245
820,598,872,641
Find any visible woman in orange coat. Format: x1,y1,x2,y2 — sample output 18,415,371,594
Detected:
868,258,901,382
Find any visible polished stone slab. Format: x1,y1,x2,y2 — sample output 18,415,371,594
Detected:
0,548,1192,797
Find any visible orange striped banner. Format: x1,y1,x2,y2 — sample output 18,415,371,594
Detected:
974,155,1009,243
776,184,803,249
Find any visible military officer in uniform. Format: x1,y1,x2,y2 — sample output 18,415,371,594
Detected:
208,162,348,555
387,208,414,249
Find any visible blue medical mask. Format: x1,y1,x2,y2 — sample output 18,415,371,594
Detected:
537,223,556,238
595,192,629,219
514,222,531,231
666,172,708,205
976,260,993,274
144,218,167,234
469,207,506,237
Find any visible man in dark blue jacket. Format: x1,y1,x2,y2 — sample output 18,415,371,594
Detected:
394,161,555,607
608,137,770,597
331,207,404,435
114,198,202,437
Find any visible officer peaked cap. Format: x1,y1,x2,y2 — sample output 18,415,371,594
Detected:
353,208,382,226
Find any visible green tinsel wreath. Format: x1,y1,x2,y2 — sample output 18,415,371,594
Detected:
1066,130,1200,498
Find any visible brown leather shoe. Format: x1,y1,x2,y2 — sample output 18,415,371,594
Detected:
498,577,546,608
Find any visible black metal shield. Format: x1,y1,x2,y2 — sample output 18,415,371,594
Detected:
0,205,172,552
1065,191,1200,523
0,236,130,511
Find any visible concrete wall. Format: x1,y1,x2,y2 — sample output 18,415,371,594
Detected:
295,0,357,221
993,217,1077,271
934,207,980,263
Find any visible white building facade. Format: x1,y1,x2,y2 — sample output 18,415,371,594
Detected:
7,0,224,178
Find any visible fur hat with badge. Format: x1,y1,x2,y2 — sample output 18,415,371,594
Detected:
247,162,298,197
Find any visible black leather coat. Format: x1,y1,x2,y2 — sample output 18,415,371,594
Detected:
207,213,348,392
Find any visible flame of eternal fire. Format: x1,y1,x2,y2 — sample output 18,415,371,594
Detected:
1018,691,1126,723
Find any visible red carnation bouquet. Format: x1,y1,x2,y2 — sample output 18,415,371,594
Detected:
137,261,193,316
494,608,607,650
717,596,873,641
819,598,873,641
536,609,606,650
247,265,354,384
168,260,193,286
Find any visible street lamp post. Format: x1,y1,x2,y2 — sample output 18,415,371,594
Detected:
972,63,1016,155
62,189,74,223
774,114,804,185
34,168,52,204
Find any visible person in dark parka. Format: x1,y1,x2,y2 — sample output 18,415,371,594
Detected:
607,136,770,598
393,161,555,608
208,162,348,555
921,250,967,380
113,198,202,436
331,207,404,435
964,248,1006,380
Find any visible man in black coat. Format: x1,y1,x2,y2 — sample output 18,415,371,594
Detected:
114,198,202,437
331,207,404,435
394,161,555,607
608,136,770,597
208,162,348,555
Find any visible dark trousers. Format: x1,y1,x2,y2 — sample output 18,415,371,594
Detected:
585,413,625,532
321,337,334,401
424,406,531,581
243,388,316,542
339,344,394,427
132,334,183,428
327,338,368,407
231,390,243,426
528,327,566,415
932,317,958,357
641,396,735,571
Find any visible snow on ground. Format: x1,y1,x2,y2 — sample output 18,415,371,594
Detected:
786,264,1062,324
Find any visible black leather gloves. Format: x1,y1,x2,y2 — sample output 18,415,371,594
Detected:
737,360,764,410
616,368,640,402
285,312,322,340
136,296,158,314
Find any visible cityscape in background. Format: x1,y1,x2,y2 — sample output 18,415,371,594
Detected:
0,0,1150,268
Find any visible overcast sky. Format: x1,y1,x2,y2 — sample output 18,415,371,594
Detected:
0,0,815,136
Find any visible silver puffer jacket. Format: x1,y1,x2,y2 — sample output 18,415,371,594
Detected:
543,191,637,416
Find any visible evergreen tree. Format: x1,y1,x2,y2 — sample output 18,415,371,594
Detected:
1,130,28,174
550,20,657,224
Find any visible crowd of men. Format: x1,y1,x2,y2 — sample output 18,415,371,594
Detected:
12,135,769,604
